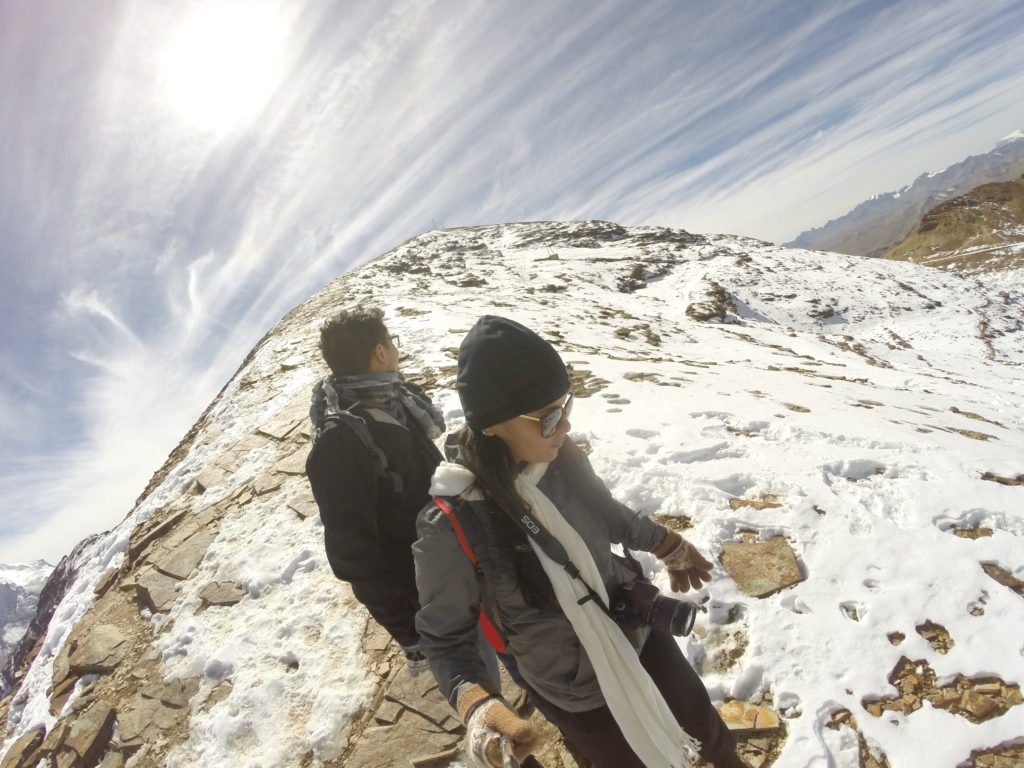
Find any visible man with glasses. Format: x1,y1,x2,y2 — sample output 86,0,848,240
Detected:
306,307,445,673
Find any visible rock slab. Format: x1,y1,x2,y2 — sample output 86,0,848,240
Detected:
721,536,805,597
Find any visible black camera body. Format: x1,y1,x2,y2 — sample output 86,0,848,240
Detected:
611,579,697,637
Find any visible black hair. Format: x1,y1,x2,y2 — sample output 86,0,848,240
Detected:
318,307,388,377
456,425,558,610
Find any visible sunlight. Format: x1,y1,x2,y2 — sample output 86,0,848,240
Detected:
160,3,286,133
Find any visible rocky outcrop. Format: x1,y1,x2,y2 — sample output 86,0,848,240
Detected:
884,175,1024,273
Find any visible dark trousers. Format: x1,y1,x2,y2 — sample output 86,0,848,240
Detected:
526,630,741,768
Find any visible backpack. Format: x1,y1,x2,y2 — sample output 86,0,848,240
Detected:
311,405,405,495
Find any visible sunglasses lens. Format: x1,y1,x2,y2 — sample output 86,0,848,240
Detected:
541,396,572,437
541,409,561,438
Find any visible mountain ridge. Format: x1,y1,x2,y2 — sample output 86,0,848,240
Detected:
787,132,1024,257
1,221,1022,768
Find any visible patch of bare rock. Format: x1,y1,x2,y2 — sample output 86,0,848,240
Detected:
863,656,1023,724
721,535,805,598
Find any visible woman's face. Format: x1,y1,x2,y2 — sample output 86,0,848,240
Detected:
485,392,572,464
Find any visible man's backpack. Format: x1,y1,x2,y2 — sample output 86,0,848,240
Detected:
311,406,405,495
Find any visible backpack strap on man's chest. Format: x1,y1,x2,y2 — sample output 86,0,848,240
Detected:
432,495,507,653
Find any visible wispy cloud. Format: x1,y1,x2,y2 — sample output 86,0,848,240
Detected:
2,0,1023,562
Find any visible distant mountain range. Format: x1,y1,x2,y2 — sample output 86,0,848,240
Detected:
0,562,52,692
788,131,1024,257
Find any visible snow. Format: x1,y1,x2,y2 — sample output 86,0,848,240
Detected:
2,222,1022,767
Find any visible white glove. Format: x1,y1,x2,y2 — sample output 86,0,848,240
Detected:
457,684,536,768
657,531,713,592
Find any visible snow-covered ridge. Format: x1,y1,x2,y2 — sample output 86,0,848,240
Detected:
1,221,1022,768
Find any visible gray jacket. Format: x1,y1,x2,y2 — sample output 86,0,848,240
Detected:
413,439,667,712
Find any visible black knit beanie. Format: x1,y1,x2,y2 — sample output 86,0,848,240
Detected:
457,315,571,431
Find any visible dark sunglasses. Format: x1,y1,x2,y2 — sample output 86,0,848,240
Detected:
518,393,573,438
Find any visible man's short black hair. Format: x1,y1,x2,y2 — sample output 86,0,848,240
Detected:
319,307,388,377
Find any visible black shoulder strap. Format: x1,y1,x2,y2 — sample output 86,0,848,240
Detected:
502,498,614,617
320,409,404,495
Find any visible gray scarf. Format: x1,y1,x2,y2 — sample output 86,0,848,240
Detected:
309,372,445,440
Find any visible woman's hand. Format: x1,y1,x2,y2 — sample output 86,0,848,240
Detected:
654,531,713,592
457,684,536,767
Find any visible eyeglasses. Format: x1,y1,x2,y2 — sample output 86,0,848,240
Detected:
518,393,573,438
386,334,400,348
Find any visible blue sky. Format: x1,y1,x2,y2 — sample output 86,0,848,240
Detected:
2,0,1023,564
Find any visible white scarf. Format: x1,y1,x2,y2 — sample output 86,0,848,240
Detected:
431,461,699,768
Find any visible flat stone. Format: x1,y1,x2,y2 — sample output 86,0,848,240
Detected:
93,568,119,597
139,677,200,709
374,699,403,725
728,497,782,511
982,563,1024,598
49,675,79,716
65,702,116,762
256,418,299,441
202,681,233,711
51,644,73,689
962,690,1000,720
127,508,189,566
133,566,180,613
116,695,180,746
385,668,452,727
0,728,45,768
253,474,283,496
97,750,126,768
193,467,226,494
273,448,308,476
287,495,319,520
410,747,461,767
199,581,246,607
721,536,805,597
718,701,781,734
39,719,72,755
151,529,216,579
68,625,129,675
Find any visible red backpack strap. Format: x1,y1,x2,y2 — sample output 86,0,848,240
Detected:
432,496,507,653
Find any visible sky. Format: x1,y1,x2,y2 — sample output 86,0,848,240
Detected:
2,0,1023,565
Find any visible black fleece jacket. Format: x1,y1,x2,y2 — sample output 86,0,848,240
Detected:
306,394,443,647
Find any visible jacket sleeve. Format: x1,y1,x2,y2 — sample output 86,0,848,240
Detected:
567,440,667,553
307,426,419,647
413,503,498,707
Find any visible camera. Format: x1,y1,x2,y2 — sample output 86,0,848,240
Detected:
611,579,697,637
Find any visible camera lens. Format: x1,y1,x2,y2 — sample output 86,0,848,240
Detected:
647,593,697,637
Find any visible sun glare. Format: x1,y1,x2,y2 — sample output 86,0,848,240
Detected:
161,4,286,132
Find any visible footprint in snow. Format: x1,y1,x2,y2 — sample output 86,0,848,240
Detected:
839,601,867,622
625,428,660,440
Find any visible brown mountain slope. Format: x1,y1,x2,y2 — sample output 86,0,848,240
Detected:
884,175,1024,273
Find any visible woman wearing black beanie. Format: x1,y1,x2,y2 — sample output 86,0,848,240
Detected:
413,316,745,768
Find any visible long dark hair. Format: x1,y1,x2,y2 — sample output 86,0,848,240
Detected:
456,425,559,610
456,425,529,518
